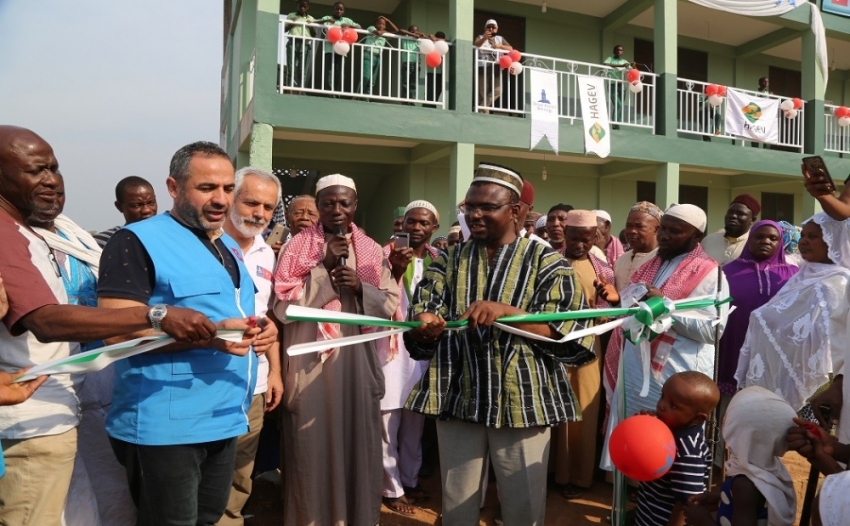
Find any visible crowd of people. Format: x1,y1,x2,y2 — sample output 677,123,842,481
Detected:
2,123,850,526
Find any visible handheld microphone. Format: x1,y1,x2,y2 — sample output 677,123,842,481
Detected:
334,226,346,267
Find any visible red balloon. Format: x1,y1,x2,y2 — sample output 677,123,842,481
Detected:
705,84,719,97
425,51,442,69
327,26,343,43
609,415,676,482
717,85,727,97
793,98,803,110
499,55,513,69
626,69,640,83
342,28,358,44
836,106,850,119
508,49,522,63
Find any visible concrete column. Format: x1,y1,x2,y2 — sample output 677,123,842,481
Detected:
450,143,475,218
248,122,274,170
449,0,474,113
654,0,678,137
655,162,679,209
802,28,825,154
800,191,823,221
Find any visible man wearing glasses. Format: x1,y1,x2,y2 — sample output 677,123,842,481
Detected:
403,162,596,525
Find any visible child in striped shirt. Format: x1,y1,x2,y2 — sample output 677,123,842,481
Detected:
634,371,720,526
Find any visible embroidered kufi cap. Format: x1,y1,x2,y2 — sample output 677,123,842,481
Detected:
405,200,440,222
472,162,523,197
566,210,598,228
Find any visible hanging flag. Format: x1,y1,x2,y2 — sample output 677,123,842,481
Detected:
530,69,560,154
577,75,611,158
724,88,780,144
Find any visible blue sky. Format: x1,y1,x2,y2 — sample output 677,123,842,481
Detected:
0,1,224,229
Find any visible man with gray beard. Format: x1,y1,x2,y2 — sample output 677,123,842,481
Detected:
219,167,284,525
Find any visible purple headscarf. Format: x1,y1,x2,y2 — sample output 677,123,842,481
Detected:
718,220,799,395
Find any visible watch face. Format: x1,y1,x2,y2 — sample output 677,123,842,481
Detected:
151,305,167,321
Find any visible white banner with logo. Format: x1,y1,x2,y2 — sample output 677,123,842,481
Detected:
724,88,779,144
529,69,559,154
577,75,611,158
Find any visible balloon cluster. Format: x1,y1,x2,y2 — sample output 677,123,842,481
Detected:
626,69,643,94
704,84,727,107
779,98,803,119
835,106,850,127
419,38,449,69
497,50,524,76
327,26,359,56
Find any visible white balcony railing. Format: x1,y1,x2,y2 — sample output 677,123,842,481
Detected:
473,48,657,130
677,79,804,151
824,104,850,154
278,21,447,108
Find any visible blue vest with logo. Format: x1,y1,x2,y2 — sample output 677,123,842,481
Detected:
106,214,257,445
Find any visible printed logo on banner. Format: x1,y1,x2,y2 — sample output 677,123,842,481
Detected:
577,75,611,158
741,103,762,124
530,69,560,154
724,88,779,145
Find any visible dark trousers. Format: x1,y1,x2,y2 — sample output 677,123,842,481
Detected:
402,61,418,99
324,52,347,93
427,72,443,105
110,437,238,526
284,40,311,88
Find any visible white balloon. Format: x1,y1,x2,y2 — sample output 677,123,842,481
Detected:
333,41,350,56
418,38,435,55
434,40,450,56
779,99,794,111
707,94,722,107
783,109,798,119
629,81,643,94
839,116,850,128
509,62,523,75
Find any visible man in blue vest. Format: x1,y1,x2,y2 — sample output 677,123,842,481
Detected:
97,141,277,525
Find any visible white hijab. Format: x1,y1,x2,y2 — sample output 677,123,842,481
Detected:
819,470,850,526
723,387,797,526
736,213,850,410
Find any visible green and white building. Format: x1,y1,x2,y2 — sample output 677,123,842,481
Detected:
220,0,850,240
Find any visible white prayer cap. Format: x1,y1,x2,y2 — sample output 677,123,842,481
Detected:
448,225,461,234
535,215,547,230
664,204,707,233
315,174,356,195
593,210,612,223
405,200,440,222
485,19,498,28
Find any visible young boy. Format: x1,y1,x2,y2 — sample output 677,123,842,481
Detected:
634,371,720,526
359,16,395,96
284,0,314,88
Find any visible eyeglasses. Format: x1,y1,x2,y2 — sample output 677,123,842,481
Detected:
460,203,513,215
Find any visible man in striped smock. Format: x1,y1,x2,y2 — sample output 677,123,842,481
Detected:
403,162,596,526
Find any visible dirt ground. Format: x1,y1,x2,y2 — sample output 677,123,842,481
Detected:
244,451,817,525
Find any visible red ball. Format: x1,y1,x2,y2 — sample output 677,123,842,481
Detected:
793,98,803,110
425,51,442,69
342,28,358,44
499,54,513,69
704,84,718,97
836,106,850,119
608,415,676,482
508,49,522,63
327,26,343,43
626,69,640,83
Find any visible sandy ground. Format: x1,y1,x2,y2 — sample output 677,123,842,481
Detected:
244,450,817,525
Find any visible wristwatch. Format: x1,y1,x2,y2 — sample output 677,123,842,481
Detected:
148,304,168,332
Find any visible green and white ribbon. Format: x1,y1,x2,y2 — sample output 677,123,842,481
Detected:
284,296,730,361
14,330,246,383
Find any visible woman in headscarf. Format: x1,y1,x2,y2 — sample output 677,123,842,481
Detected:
735,213,850,411
685,387,797,526
719,220,798,397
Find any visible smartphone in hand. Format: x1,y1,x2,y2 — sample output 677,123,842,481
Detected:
265,224,289,246
394,232,410,249
802,155,837,193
